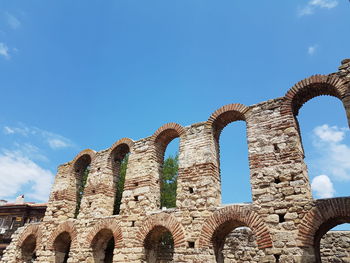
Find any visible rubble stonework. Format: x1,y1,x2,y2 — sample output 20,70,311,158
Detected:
1,59,350,263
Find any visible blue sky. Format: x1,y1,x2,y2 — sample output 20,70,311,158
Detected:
0,0,349,216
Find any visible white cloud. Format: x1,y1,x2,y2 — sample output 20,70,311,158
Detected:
3,125,74,150
0,150,54,202
310,0,338,9
3,126,29,136
298,0,338,16
5,12,21,29
311,174,335,198
308,45,318,56
47,138,71,149
311,124,350,181
314,124,345,143
0,42,10,59
12,143,49,162
3,126,14,134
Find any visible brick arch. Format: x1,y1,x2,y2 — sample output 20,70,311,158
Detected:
109,138,134,157
86,218,123,249
136,213,186,248
47,221,78,250
151,122,185,147
282,74,348,116
297,197,350,247
199,205,272,249
17,224,42,249
71,149,96,169
207,103,249,140
108,138,133,165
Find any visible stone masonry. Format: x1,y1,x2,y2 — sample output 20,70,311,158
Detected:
1,59,350,262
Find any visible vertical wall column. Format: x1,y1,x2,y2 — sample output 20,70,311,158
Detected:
338,59,350,128
44,164,77,222
120,137,161,215
77,150,115,219
247,98,312,205
177,122,221,210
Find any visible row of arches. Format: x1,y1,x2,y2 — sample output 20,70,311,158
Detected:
17,198,350,262
17,206,270,263
68,74,349,216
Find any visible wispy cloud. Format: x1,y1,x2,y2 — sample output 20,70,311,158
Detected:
298,0,338,16
0,150,54,202
0,42,10,59
311,174,335,198
311,124,350,181
0,124,75,202
314,124,344,142
12,142,49,162
307,45,318,56
3,125,74,150
5,12,21,29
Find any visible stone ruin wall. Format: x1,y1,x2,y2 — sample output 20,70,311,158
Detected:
1,59,350,263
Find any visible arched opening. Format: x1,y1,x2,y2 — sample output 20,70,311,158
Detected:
91,229,115,263
211,220,261,262
144,226,174,263
53,231,71,263
160,138,179,209
111,143,130,215
20,234,37,262
219,122,250,203
208,104,250,204
314,219,350,262
153,124,182,209
73,154,92,218
296,96,349,199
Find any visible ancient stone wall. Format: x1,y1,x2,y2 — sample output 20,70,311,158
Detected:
1,59,350,263
320,231,350,262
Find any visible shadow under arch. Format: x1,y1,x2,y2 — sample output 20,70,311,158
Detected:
199,205,272,262
20,234,37,262
297,197,350,262
17,224,41,262
136,213,186,249
108,138,134,215
70,149,96,217
47,221,78,263
86,218,123,249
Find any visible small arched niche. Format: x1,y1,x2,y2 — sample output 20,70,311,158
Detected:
110,140,131,215
20,234,37,262
53,231,72,263
91,229,115,263
73,153,92,217
144,226,174,263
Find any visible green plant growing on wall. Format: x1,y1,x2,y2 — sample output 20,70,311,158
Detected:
75,165,90,218
113,155,129,215
160,154,178,209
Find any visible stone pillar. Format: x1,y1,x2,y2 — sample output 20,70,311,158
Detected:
247,98,312,205
246,98,313,260
177,122,221,210
120,137,160,215
338,59,350,128
43,163,77,222
78,150,115,219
